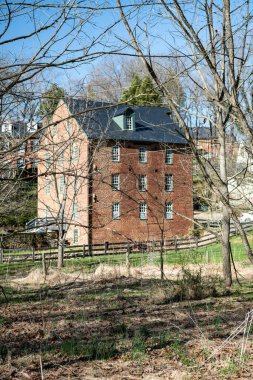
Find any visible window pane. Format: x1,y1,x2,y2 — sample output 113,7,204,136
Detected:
112,174,120,191
112,145,120,162
139,146,147,163
165,174,173,192
126,115,132,130
139,175,147,191
165,148,173,164
59,176,64,193
73,203,78,221
165,202,173,219
139,203,147,219
112,202,120,219
73,228,79,243
46,178,50,194
73,144,78,163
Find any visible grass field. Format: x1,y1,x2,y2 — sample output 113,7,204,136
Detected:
0,234,252,278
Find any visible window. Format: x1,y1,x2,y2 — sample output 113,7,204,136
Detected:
45,153,50,170
66,120,73,135
73,228,79,243
32,159,37,169
46,178,50,194
74,177,78,193
139,203,147,220
139,175,147,192
59,151,64,167
31,140,39,152
139,146,147,163
126,115,132,130
112,144,120,162
112,174,120,191
52,124,57,136
45,206,49,218
165,174,173,192
73,144,78,163
112,202,120,220
165,202,173,220
59,175,64,193
73,203,78,221
17,158,25,168
165,147,173,164
17,142,26,152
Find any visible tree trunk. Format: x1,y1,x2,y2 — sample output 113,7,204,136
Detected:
221,204,232,287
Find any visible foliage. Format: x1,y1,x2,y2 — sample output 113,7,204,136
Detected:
39,84,65,119
0,180,37,226
120,74,162,106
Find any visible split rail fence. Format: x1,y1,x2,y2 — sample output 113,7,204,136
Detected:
0,221,252,264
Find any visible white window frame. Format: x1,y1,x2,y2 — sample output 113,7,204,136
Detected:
139,203,147,220
112,202,120,220
125,115,133,130
165,202,173,220
139,146,147,163
46,178,50,194
59,151,64,167
52,124,57,136
112,174,120,191
72,144,79,163
112,144,120,162
165,147,173,165
59,175,64,194
31,140,39,152
139,175,147,192
73,203,78,221
45,206,50,218
45,153,50,170
73,228,79,243
165,174,173,192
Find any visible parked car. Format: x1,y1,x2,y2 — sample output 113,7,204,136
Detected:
239,212,253,223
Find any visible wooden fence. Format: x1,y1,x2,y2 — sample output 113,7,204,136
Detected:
0,221,252,264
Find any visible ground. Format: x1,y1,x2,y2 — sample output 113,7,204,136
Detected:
1,262,253,380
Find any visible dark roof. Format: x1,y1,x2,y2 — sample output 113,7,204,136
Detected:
191,126,217,140
65,98,188,145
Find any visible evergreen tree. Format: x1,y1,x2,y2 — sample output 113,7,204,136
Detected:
40,84,65,118
120,74,161,106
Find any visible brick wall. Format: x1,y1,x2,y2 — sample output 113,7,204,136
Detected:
91,141,193,243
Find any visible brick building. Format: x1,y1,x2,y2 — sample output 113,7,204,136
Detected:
37,99,193,244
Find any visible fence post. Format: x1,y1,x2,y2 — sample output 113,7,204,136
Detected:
195,237,199,250
160,239,164,280
104,241,109,255
0,248,3,263
126,243,130,277
42,252,47,276
82,244,86,258
175,238,178,252
32,246,35,262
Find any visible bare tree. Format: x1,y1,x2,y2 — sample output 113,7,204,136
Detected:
116,0,253,286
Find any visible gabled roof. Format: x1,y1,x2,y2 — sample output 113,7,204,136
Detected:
65,98,188,145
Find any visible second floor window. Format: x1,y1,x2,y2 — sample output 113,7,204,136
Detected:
165,147,173,164
73,203,78,221
139,146,147,163
73,144,78,163
165,174,173,192
59,175,64,194
46,178,50,194
139,203,147,220
45,153,50,170
112,174,120,191
112,144,120,162
139,175,147,192
112,202,120,219
59,151,64,168
165,202,173,220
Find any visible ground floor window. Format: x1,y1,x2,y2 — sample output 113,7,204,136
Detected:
73,228,79,243
165,202,173,219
